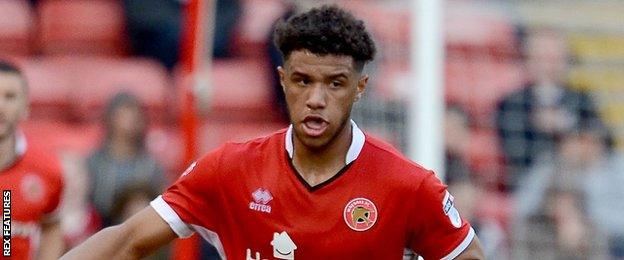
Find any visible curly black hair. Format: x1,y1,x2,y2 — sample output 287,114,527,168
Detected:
274,4,376,71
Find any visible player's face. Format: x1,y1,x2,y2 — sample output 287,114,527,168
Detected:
278,50,368,150
526,34,568,82
111,104,145,140
0,72,27,140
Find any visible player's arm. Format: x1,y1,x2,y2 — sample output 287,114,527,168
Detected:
454,235,484,259
407,173,485,260
36,216,64,260
60,206,177,260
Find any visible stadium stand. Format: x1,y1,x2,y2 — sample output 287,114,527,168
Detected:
204,58,275,121
199,120,283,154
8,0,624,258
232,0,286,57
0,0,34,56
20,58,75,119
37,0,127,56
22,56,169,122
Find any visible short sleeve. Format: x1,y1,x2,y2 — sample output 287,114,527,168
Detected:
150,147,224,238
408,172,475,259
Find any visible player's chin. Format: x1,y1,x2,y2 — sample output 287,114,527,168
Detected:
295,128,332,148
299,137,331,150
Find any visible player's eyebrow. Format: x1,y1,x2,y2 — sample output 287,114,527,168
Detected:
327,72,350,80
290,71,309,78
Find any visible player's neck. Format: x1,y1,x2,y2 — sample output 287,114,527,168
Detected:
0,133,18,171
292,122,352,186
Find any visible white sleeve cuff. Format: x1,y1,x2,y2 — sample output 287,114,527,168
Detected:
441,227,476,260
150,195,194,238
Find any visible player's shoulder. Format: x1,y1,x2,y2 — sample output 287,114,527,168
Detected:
362,133,434,184
19,139,64,185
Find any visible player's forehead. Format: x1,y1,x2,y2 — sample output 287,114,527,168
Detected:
0,72,26,93
284,49,357,76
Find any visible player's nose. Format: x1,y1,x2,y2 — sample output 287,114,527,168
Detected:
305,84,327,110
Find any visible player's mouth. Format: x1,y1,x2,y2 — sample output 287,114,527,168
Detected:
301,115,329,137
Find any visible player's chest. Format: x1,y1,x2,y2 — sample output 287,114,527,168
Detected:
0,170,49,220
219,169,408,259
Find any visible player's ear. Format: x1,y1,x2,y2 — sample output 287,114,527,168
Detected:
355,74,368,102
277,66,286,93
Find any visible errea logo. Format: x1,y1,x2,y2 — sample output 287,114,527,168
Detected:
249,188,273,213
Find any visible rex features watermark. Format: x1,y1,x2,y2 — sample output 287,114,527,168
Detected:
3,190,10,257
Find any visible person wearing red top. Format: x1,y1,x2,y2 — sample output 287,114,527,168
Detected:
0,60,64,260
63,5,484,259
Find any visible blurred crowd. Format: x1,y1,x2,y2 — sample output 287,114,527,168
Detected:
2,0,623,259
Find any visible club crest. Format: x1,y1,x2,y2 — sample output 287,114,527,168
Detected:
343,197,378,231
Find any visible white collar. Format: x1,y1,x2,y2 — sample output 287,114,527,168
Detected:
285,120,365,165
16,132,27,157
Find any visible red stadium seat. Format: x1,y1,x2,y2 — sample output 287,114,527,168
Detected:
445,3,517,58
21,119,101,156
198,58,275,120
445,57,526,124
233,0,287,57
37,0,127,56
0,0,34,56
61,57,169,122
467,128,504,188
340,0,410,60
20,58,75,119
145,126,183,179
199,120,284,153
21,119,181,174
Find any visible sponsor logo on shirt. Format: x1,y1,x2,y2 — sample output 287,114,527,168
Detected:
246,231,297,260
249,188,273,213
21,174,44,203
442,191,462,228
271,231,297,259
343,198,378,231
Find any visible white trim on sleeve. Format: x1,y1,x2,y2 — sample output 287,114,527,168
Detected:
440,227,476,260
150,195,194,238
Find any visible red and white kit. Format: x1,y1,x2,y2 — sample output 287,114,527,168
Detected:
1,136,64,260
152,121,474,259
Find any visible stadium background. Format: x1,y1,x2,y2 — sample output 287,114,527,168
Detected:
1,0,623,259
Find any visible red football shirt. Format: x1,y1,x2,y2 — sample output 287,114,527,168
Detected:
1,135,64,260
152,121,474,259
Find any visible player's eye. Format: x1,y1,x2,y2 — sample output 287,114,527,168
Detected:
3,92,17,100
330,81,343,88
297,78,310,86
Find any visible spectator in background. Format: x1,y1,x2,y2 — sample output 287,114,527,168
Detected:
0,60,65,259
123,0,183,71
582,126,624,259
58,151,100,249
87,92,164,228
212,0,242,58
444,105,472,186
513,123,614,259
123,0,241,70
444,105,509,259
495,28,602,190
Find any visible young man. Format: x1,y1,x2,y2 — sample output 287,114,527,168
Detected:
0,61,65,259
63,5,484,259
